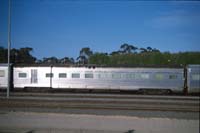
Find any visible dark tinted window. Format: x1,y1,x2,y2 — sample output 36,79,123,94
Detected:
59,73,67,78
155,73,163,80
85,73,93,78
46,73,53,78
19,73,27,78
0,70,5,77
169,75,177,79
192,74,200,80
72,73,80,78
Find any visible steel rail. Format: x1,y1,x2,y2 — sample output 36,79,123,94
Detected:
0,94,199,112
0,92,199,100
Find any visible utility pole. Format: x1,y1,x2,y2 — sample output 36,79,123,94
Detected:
7,0,11,98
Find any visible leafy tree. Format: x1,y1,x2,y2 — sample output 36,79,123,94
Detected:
110,50,122,55
140,48,148,53
77,55,87,64
89,52,109,65
60,57,74,64
0,47,7,63
120,43,137,54
10,48,19,63
42,57,58,64
77,47,93,64
17,47,36,63
152,48,160,53
0,47,36,64
147,47,152,52
1,45,200,66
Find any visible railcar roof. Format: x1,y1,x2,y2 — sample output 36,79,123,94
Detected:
0,64,8,66
0,63,13,66
188,64,200,67
11,63,185,68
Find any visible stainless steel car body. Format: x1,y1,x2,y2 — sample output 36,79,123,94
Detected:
1,65,186,92
0,64,8,89
187,65,200,93
52,67,184,92
14,67,52,88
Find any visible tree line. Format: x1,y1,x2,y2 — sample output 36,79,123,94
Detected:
0,44,200,66
0,46,74,65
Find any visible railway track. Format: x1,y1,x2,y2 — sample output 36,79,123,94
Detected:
0,92,199,112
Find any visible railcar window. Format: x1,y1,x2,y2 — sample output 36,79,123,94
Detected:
141,73,149,79
120,73,127,79
112,73,121,79
46,73,54,78
169,75,177,79
72,73,80,78
18,73,27,78
191,74,200,80
126,73,135,79
155,73,163,80
59,73,67,78
0,70,5,77
85,73,93,78
98,72,111,79
135,73,141,79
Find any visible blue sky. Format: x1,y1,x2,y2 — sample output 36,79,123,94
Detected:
0,0,200,59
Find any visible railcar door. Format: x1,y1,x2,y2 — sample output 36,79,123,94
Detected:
31,69,38,84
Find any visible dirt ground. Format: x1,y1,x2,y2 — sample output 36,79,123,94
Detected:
0,111,199,133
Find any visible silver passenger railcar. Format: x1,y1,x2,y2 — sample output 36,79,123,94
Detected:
187,65,200,93
13,66,185,93
1,64,199,94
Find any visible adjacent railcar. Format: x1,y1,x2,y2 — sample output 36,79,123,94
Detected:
187,65,200,93
0,64,8,89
